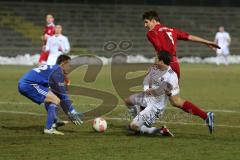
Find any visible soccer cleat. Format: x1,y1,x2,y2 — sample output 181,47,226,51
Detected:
159,125,174,137
52,120,69,129
205,112,214,134
44,128,64,135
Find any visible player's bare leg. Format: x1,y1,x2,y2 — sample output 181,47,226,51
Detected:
44,91,60,105
124,97,139,117
124,97,133,108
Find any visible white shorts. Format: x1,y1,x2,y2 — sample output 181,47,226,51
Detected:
129,92,167,127
129,92,168,110
131,105,163,127
217,46,230,56
129,92,147,108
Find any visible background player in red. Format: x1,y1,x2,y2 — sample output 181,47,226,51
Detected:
142,11,220,133
38,14,55,65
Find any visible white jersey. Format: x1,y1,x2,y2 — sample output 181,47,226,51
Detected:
215,32,230,55
46,34,70,65
215,32,230,47
130,65,179,112
143,65,179,96
130,65,179,127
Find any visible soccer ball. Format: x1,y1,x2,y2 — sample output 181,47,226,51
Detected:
92,117,107,132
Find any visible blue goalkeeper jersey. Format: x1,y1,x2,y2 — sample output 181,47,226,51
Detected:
18,64,75,113
19,65,60,86
19,64,68,100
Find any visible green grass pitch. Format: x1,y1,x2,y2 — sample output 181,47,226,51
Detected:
0,64,240,160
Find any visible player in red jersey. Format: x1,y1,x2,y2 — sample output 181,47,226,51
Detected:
38,14,55,65
142,11,219,133
143,11,219,79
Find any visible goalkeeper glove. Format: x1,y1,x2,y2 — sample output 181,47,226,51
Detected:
68,111,83,125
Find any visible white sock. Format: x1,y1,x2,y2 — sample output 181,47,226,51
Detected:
140,125,159,134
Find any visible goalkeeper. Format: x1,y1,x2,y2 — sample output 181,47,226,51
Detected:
18,55,82,135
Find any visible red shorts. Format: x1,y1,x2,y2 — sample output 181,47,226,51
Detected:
170,56,180,79
38,51,49,63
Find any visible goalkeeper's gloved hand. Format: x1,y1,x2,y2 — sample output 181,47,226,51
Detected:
68,111,83,125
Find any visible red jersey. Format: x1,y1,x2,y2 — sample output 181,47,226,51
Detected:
39,23,55,63
43,23,55,44
147,24,189,62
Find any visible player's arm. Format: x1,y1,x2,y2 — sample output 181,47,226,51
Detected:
143,67,153,91
227,33,231,46
60,37,70,54
41,35,45,43
175,28,220,50
41,34,48,51
41,28,46,42
188,35,220,49
146,73,180,97
45,37,51,52
49,68,83,124
214,35,218,44
145,82,173,96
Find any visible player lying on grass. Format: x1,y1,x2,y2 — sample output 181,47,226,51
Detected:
124,51,178,136
142,11,215,133
124,51,214,136
18,55,83,135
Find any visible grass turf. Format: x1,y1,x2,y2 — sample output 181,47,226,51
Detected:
0,64,240,160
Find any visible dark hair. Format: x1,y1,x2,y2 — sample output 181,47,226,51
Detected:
56,55,71,65
157,51,172,65
142,11,160,22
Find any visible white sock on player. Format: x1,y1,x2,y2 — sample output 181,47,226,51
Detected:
140,125,159,134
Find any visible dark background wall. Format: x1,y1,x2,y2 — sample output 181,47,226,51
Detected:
0,1,239,57
2,0,240,7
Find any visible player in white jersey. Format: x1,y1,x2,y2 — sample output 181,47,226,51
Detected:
124,51,178,136
45,25,70,65
215,26,231,66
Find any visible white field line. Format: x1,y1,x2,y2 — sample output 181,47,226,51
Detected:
0,110,240,129
0,101,35,105
0,101,240,114
105,117,240,129
0,110,45,116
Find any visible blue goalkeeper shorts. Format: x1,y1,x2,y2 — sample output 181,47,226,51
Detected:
18,82,49,105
